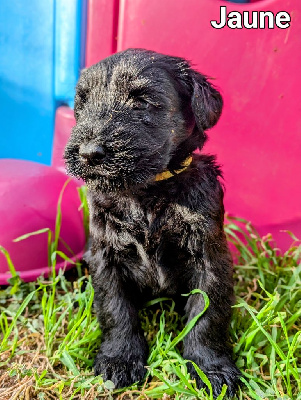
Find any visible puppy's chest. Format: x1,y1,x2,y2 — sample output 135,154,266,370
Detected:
90,192,201,247
90,193,161,250
89,192,203,291
90,193,150,245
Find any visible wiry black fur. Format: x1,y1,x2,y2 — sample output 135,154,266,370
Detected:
64,48,241,398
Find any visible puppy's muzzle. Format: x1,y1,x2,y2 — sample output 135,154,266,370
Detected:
79,143,106,166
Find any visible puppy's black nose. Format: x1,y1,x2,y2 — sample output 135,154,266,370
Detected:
79,143,106,165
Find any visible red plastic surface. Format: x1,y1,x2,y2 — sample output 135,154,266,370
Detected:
116,0,301,249
85,0,119,67
52,106,76,173
0,160,85,284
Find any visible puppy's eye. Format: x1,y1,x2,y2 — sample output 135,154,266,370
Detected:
131,98,149,110
77,86,88,102
74,87,89,120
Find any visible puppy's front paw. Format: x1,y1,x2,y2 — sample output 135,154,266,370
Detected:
186,352,241,398
94,352,147,388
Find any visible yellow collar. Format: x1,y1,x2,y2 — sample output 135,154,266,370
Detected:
155,156,193,182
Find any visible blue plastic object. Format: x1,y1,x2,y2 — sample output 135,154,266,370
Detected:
55,0,87,107
0,0,86,165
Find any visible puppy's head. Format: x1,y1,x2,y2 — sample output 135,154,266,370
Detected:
64,48,223,192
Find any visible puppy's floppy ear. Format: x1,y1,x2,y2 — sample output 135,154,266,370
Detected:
169,58,223,132
151,55,223,133
190,70,223,132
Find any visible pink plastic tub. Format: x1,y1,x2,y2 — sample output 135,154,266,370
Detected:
0,159,85,284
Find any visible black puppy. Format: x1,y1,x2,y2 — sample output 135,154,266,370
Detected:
64,48,240,397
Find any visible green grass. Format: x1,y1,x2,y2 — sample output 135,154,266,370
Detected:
0,185,300,400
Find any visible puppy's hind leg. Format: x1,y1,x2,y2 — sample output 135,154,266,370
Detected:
90,255,148,388
182,237,241,398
